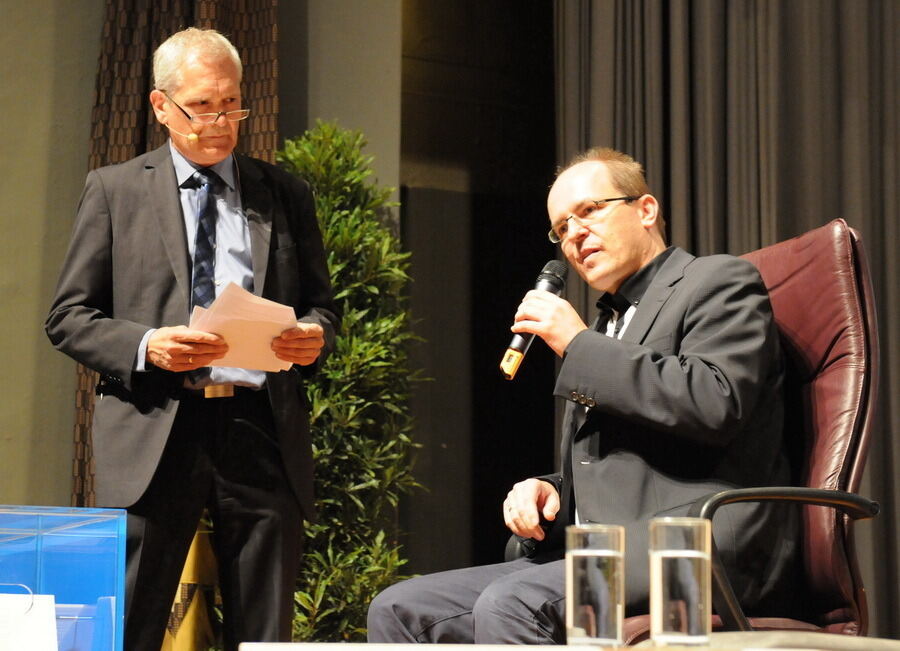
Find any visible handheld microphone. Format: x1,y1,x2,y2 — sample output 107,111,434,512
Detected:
500,259,568,380
165,124,199,143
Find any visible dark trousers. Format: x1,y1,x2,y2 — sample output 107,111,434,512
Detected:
123,388,303,651
367,503,802,644
367,555,568,644
366,514,664,645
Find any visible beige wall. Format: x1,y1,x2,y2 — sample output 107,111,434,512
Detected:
305,0,402,203
278,0,402,203
0,1,105,505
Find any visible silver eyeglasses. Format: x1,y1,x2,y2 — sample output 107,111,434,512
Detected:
164,92,251,124
548,196,640,244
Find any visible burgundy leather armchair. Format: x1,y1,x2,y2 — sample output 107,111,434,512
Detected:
623,219,881,643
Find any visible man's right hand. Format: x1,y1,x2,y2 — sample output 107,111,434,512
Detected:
511,290,588,357
146,326,228,372
502,478,560,541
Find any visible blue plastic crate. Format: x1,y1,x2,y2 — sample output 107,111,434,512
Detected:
0,505,126,651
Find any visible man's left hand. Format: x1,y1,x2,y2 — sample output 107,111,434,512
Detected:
272,322,325,366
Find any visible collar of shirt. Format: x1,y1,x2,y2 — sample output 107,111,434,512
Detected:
169,141,237,192
596,246,677,317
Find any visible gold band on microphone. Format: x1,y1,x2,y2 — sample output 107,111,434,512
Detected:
500,349,525,381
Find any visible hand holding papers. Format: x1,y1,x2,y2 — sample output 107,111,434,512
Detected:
189,283,297,372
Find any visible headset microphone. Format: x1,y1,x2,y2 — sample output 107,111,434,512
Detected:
165,124,199,143
500,259,569,380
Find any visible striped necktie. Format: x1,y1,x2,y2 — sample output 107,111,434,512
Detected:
189,168,223,310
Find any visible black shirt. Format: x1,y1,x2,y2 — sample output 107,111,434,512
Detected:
595,246,676,333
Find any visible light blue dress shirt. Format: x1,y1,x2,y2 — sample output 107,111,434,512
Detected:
135,142,267,389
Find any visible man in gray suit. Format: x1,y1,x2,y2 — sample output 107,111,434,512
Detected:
46,28,338,651
367,148,797,643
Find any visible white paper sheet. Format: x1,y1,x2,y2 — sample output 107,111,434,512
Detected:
189,283,297,372
0,592,58,651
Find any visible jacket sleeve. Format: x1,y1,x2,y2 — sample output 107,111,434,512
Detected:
271,167,340,377
553,256,781,448
44,169,154,390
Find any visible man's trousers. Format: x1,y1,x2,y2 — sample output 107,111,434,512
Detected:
123,388,303,651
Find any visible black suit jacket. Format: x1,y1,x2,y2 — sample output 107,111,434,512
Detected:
542,248,797,609
45,144,339,518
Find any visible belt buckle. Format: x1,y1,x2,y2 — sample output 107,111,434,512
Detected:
204,384,235,399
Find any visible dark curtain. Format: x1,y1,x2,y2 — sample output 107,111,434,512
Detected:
555,0,898,638
72,0,280,505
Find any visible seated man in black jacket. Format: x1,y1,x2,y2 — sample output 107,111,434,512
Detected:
367,147,798,644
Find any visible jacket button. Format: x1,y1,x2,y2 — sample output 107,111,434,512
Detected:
578,396,587,405
586,398,596,408
570,391,579,401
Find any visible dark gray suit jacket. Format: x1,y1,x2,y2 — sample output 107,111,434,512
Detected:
542,247,797,610
45,144,339,518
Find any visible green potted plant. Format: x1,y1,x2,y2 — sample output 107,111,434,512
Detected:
277,121,421,641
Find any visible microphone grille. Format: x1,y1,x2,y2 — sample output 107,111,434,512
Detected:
540,259,568,281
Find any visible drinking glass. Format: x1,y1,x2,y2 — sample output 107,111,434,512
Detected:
565,524,625,646
648,517,712,646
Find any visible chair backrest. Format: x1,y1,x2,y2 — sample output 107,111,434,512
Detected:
740,219,879,634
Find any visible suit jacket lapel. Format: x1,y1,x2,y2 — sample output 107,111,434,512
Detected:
236,156,273,296
145,144,191,307
620,247,695,345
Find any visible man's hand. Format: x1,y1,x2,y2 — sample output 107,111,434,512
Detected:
271,321,325,366
503,478,560,541
511,289,588,357
146,326,228,372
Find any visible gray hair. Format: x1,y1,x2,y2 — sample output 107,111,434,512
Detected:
153,27,242,92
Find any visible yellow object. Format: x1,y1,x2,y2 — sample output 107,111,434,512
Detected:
161,525,219,651
204,384,235,398
500,348,524,380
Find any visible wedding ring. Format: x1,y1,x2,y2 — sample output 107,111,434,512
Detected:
189,356,193,364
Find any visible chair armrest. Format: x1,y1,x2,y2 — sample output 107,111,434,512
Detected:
504,516,557,561
505,534,531,561
687,488,879,633
687,487,880,521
